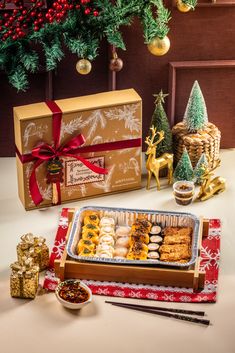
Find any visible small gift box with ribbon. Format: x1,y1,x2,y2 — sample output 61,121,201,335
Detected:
17,233,49,271
10,257,39,299
14,89,142,210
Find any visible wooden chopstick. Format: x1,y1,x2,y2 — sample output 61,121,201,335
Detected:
105,302,210,326
105,300,205,316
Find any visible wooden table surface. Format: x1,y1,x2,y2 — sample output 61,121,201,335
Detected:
0,150,235,353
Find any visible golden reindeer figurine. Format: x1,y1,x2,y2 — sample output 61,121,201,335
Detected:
196,159,226,201
145,126,173,190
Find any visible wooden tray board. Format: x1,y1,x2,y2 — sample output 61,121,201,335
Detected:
54,210,208,291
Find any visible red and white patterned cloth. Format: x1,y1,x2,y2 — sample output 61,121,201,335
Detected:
43,208,221,303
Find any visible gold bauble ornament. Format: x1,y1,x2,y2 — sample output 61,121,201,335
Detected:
176,0,192,13
76,59,92,75
147,36,170,56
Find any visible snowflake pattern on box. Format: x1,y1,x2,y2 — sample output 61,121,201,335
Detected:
43,209,221,303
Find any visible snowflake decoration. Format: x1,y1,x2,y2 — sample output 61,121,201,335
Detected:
59,216,69,229
146,292,158,300
96,288,110,295
200,246,220,271
162,293,175,301
44,269,56,281
129,291,142,298
113,290,125,297
204,280,218,293
208,228,221,240
196,295,210,302
179,295,192,302
52,238,66,258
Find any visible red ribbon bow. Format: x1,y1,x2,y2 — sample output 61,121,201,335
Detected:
30,133,108,206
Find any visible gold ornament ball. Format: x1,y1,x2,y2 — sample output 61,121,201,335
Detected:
76,59,92,75
147,36,170,56
176,0,192,13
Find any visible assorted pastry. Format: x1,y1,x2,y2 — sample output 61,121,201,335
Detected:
77,212,192,264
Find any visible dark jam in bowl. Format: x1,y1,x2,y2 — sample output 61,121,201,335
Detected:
58,282,89,303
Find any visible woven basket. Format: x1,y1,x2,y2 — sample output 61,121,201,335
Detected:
172,122,221,168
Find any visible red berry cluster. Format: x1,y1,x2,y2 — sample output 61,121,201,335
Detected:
0,0,99,42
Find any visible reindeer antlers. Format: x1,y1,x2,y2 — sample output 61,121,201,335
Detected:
145,126,165,146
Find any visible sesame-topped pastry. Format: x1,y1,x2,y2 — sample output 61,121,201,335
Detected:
82,223,99,235
130,232,149,245
126,251,148,260
100,217,115,227
129,241,148,254
84,213,100,226
131,218,152,233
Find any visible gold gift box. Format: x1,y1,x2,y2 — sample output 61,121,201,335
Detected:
14,89,142,210
17,234,49,271
10,258,39,299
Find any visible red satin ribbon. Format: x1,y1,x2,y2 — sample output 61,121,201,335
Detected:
16,100,142,206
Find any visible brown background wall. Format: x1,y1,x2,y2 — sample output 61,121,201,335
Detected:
1,2,235,156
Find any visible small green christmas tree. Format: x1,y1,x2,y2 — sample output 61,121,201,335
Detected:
173,148,194,181
150,90,173,157
194,153,208,184
183,80,208,133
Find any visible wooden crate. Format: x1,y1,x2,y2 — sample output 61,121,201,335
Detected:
54,210,209,291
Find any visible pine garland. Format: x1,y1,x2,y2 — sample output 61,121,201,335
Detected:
0,0,196,91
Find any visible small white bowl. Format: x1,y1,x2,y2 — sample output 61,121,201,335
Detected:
55,279,92,310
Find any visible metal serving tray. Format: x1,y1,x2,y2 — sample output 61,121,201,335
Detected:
67,206,200,268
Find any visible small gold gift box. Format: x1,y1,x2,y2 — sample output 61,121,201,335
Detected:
10,257,39,299
17,233,49,271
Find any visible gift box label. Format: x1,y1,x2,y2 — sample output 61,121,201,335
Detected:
14,89,142,210
65,156,105,186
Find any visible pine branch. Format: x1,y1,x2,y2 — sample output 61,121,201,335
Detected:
182,0,197,10
8,66,28,92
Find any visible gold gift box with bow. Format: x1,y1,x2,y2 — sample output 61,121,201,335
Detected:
14,89,142,210
10,257,39,299
17,233,49,271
